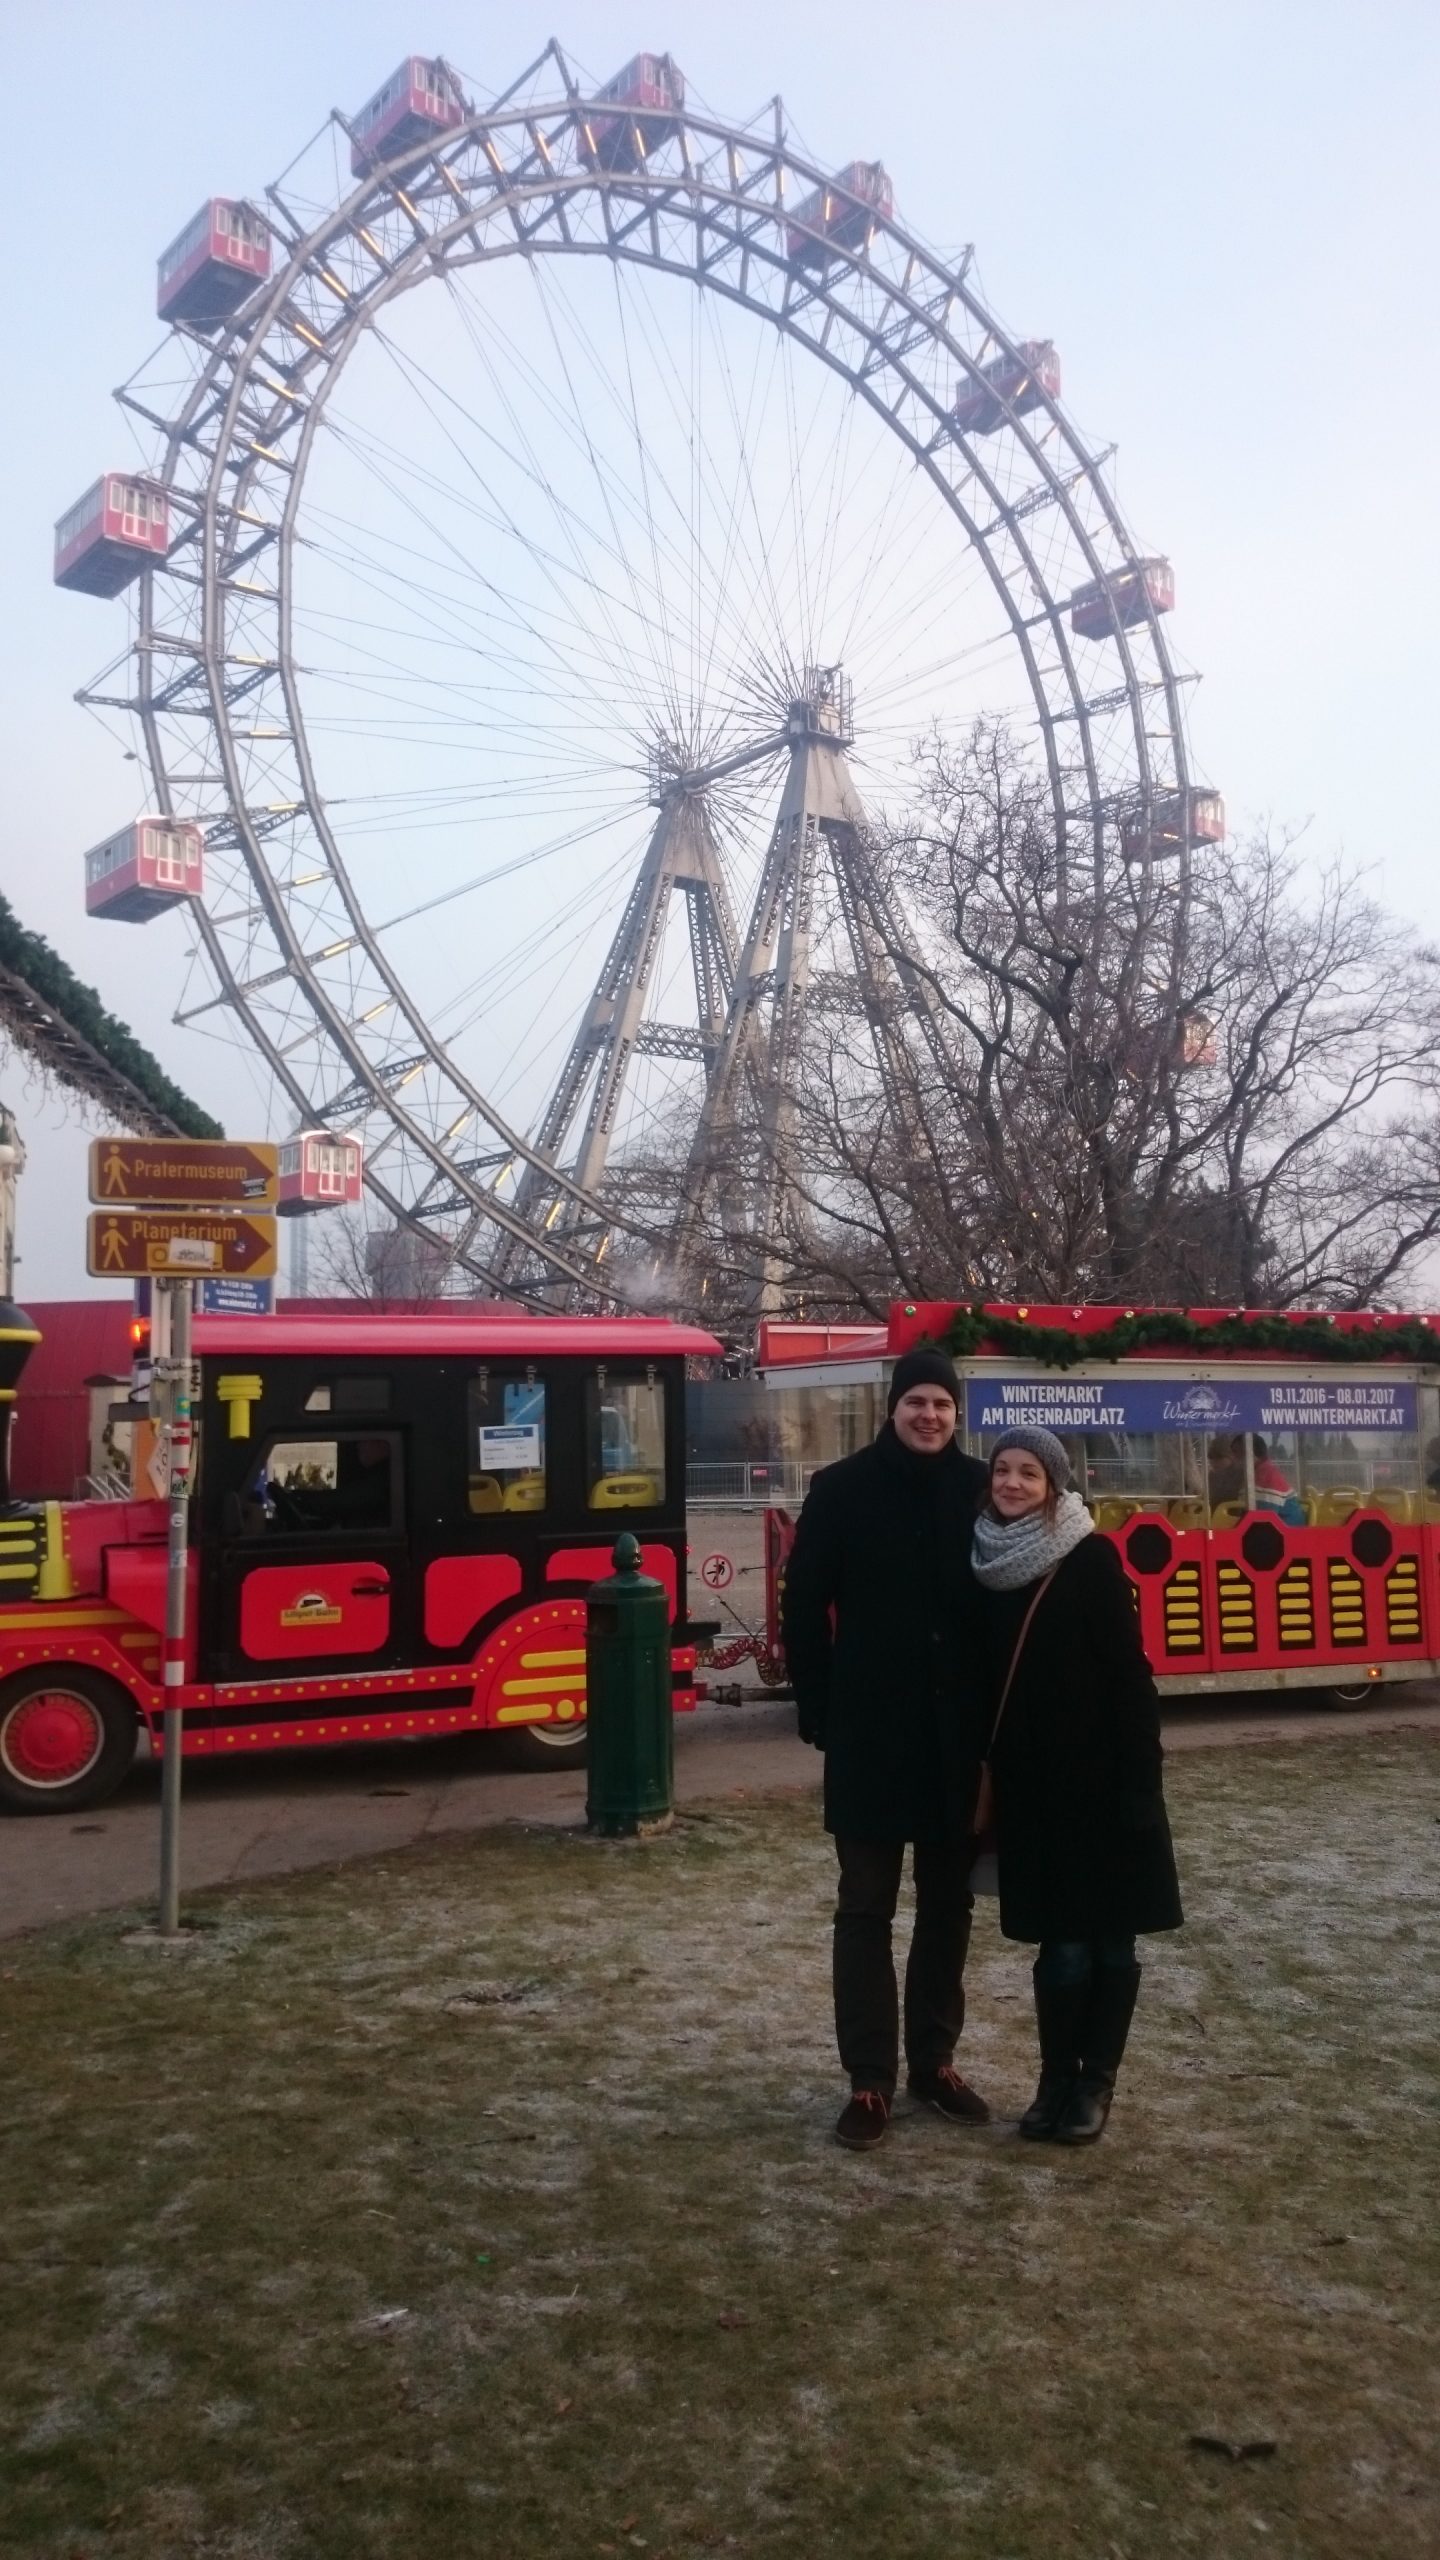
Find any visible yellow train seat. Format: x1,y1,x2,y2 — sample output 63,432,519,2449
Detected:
588,1472,659,1510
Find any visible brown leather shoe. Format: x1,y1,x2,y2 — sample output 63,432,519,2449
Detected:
835,2087,892,2149
906,2065,991,2125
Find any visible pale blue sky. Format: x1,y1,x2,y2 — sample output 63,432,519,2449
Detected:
3,0,1437,1296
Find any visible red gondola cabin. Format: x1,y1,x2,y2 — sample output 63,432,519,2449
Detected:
54,478,170,597
588,53,685,168
786,162,893,267
953,340,1061,436
277,1130,365,1215
157,199,271,327
1121,787,1225,863
1069,557,1174,640
84,818,203,923
350,59,466,173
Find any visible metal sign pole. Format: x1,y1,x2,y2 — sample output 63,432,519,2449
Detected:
158,1278,194,1936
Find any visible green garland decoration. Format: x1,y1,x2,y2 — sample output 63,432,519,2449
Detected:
0,889,222,1140
936,1303,1440,1372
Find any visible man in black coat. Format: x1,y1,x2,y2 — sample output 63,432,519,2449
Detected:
782,1347,992,2149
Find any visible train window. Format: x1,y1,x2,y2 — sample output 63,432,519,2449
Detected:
239,1431,401,1536
585,1372,666,1509
303,1378,393,1415
467,1371,547,1515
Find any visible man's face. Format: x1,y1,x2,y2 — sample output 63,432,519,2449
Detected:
892,1385,957,1454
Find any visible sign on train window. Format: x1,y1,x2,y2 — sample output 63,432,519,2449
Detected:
586,1371,666,1508
467,1372,546,1515
964,1377,1419,1435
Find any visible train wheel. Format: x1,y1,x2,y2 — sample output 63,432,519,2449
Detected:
1319,1682,1376,1712
493,1718,589,1774
0,1668,139,1815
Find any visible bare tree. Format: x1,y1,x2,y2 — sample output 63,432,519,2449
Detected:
313,1207,457,1308
684,723,1440,1318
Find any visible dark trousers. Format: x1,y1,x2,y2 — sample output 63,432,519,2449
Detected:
833,1836,975,2095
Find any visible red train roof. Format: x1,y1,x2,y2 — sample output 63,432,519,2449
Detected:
191,1313,723,1360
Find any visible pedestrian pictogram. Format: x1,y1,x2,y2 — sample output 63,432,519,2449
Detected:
87,1211,277,1279
700,1552,735,1591
89,1137,279,1209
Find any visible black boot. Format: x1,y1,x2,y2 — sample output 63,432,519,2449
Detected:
1018,1968,1088,2140
1054,1963,1141,2146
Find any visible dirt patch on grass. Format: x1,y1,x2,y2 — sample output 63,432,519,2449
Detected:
2,1740,1438,2559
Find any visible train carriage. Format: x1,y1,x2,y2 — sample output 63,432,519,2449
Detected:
758,1301,1440,1709
0,1312,719,1815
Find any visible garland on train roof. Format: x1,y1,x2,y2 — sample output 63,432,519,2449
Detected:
935,1303,1440,1371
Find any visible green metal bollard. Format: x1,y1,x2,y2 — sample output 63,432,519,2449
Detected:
585,1532,674,1837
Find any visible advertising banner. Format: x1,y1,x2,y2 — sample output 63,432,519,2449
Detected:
964,1375,1418,1436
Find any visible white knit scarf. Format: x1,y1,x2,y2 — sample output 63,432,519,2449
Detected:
971,1488,1094,1591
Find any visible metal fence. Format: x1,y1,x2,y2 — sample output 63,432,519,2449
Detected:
685,1461,815,1508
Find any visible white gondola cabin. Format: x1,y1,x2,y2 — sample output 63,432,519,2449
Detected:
278,1130,365,1215
786,161,893,267
1069,556,1174,640
588,53,685,168
350,58,465,173
54,478,170,597
953,340,1061,436
157,199,271,326
84,818,203,923
1121,787,1225,863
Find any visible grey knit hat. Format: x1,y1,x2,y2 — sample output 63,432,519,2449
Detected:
988,1424,1074,1491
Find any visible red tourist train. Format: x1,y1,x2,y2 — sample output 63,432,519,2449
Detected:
757,1302,1440,1709
0,1310,719,1816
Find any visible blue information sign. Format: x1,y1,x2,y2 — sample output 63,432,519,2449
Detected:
965,1375,1418,1436
196,1276,274,1317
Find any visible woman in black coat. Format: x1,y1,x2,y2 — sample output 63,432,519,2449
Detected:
972,1425,1183,2145
783,1349,992,2148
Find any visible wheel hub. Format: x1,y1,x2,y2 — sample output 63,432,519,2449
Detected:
1,1689,105,1787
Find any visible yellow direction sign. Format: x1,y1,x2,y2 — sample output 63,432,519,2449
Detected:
88,1210,278,1280
89,1137,279,1210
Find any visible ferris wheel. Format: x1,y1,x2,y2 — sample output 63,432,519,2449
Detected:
57,37,1218,1308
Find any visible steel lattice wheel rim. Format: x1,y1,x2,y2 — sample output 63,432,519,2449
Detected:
93,44,1197,1300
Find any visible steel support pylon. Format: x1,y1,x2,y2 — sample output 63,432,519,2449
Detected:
493,783,740,1282
674,668,966,1314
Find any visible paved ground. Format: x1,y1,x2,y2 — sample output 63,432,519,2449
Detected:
3,1682,1437,1938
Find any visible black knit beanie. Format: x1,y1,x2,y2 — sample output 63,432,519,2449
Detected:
887,1346,962,1416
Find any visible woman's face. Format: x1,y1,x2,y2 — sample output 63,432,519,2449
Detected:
990,1448,1051,1519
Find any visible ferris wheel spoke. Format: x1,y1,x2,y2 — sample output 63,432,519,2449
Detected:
372,301,681,727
